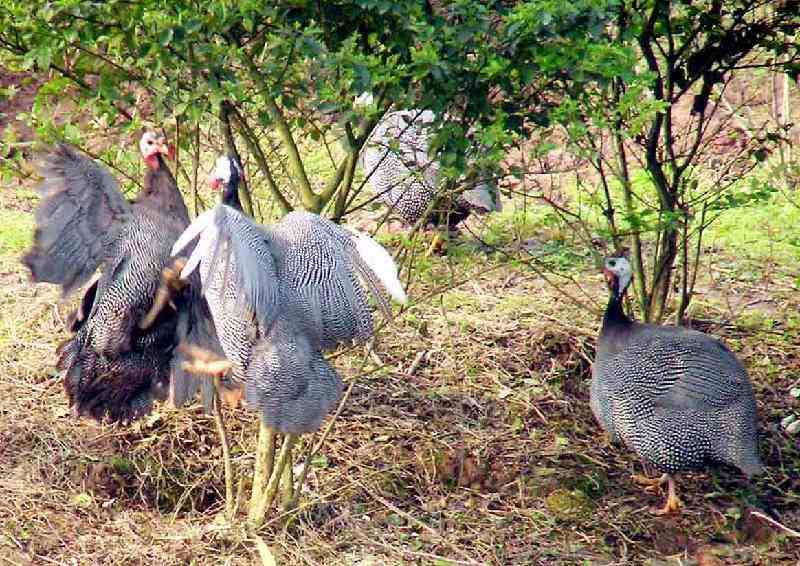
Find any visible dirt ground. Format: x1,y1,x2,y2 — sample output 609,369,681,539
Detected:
1,213,799,565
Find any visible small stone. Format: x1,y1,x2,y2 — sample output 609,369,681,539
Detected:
786,420,800,435
781,414,797,429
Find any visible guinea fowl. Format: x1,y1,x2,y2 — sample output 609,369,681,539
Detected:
22,131,209,422
174,154,407,524
361,104,501,235
591,255,763,514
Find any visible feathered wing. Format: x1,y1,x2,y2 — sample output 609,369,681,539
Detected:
175,208,405,432
642,331,751,411
363,110,438,223
391,110,438,187
176,205,281,332
22,144,132,296
268,212,405,349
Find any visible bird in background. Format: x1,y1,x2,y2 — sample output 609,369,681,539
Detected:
22,130,214,423
173,154,407,524
591,254,763,514
355,92,502,253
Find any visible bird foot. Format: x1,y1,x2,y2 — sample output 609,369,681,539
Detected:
653,489,682,516
139,257,188,329
631,473,668,495
423,232,446,259
179,344,232,378
633,473,682,515
219,384,243,408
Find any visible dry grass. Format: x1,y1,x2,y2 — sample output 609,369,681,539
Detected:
1,205,799,566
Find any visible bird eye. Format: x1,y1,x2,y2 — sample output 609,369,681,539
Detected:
608,260,616,267
147,140,153,145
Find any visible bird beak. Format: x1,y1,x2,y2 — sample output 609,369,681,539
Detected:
156,140,175,160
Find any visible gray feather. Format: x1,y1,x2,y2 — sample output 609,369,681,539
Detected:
22,144,132,296
183,206,399,433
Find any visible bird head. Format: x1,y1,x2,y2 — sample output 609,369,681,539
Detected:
139,131,173,170
603,255,632,299
209,154,244,208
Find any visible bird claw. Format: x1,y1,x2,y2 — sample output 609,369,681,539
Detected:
139,257,189,330
631,473,667,491
653,492,682,516
633,473,682,515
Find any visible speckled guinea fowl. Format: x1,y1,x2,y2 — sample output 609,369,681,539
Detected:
362,107,501,230
174,155,407,433
173,155,407,523
590,255,763,514
22,132,211,422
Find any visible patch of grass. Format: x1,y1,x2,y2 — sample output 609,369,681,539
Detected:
706,194,800,265
0,208,33,255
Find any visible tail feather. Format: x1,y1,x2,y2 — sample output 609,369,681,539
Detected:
57,308,179,424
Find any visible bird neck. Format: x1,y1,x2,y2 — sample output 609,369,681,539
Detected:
138,156,189,221
222,181,243,211
602,285,632,329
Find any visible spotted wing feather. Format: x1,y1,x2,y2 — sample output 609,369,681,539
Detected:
22,144,132,296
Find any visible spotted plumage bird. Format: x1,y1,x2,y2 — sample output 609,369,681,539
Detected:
22,131,211,422
173,155,407,522
591,255,763,514
360,103,501,232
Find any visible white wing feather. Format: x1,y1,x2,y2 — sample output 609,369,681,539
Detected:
171,208,216,256
349,229,407,304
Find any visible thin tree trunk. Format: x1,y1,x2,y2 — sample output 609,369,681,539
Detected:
227,104,292,216
613,84,648,317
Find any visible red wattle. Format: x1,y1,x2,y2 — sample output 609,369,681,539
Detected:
144,154,160,170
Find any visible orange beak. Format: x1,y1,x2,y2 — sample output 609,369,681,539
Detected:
208,176,222,190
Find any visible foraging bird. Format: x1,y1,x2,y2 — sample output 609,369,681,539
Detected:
22,131,211,422
174,154,407,522
360,103,501,232
591,255,763,514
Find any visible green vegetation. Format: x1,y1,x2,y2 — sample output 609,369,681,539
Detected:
0,209,32,254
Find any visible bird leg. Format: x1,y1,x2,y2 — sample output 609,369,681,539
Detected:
423,231,445,259
249,421,276,517
632,473,682,515
655,475,682,515
180,346,236,520
139,257,188,329
248,432,298,528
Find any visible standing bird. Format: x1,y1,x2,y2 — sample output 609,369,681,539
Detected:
360,104,501,238
173,154,407,524
22,131,209,422
591,255,763,514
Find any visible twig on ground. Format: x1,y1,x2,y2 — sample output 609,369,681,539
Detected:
751,510,800,538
